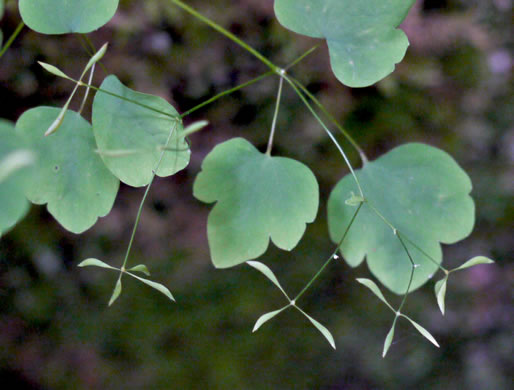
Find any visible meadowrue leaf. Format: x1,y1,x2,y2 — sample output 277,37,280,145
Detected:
127,264,150,276
194,138,319,268
253,306,288,332
78,258,118,271
183,120,209,137
108,278,122,306
0,150,35,183
19,0,120,34
328,143,475,294
15,107,120,233
356,278,394,311
434,276,448,315
402,315,440,348
383,321,397,358
84,43,108,74
296,307,336,350
452,256,494,271
127,272,175,302
247,261,289,299
93,75,190,187
274,0,416,87
0,120,33,236
38,62,73,81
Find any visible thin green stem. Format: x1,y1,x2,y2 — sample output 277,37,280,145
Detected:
120,122,178,270
0,21,24,59
78,81,180,120
395,233,415,314
181,45,319,119
365,199,447,272
78,63,95,115
289,76,367,165
294,203,362,303
81,35,109,74
365,200,396,232
401,234,448,273
284,45,319,70
181,71,273,117
283,74,364,197
266,75,284,156
167,0,278,73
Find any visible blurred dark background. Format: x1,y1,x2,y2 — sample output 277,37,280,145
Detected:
0,0,512,389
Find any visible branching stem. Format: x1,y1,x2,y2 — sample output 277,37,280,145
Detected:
167,0,278,73
283,75,364,197
289,76,368,165
181,72,273,118
396,233,415,314
294,203,362,303
120,122,178,271
365,200,448,273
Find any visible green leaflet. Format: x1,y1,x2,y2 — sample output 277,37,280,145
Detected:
0,120,33,236
452,256,494,271
194,138,319,268
15,107,120,234
328,143,475,294
434,276,448,315
274,0,415,87
92,75,190,187
19,0,119,34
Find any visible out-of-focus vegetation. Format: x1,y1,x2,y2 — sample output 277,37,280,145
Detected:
0,0,512,388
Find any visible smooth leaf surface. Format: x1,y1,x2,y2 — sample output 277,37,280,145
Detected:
109,278,122,306
328,143,475,294
356,278,393,311
383,321,396,358
0,120,32,236
16,107,120,234
453,256,494,271
274,0,415,87
78,258,118,271
434,276,448,315
19,0,119,34
194,138,319,268
127,264,151,276
38,62,72,81
127,273,175,302
402,315,440,348
93,75,189,187
247,261,290,299
0,150,34,183
253,306,289,332
296,307,336,349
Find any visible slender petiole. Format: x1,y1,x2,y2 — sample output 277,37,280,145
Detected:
283,74,364,197
294,202,363,303
120,122,178,271
266,74,285,156
0,22,24,59
289,76,368,165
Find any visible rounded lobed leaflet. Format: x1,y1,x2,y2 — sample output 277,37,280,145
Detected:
15,107,120,234
92,75,190,187
328,143,475,294
19,0,120,34
274,0,416,87
194,138,319,268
